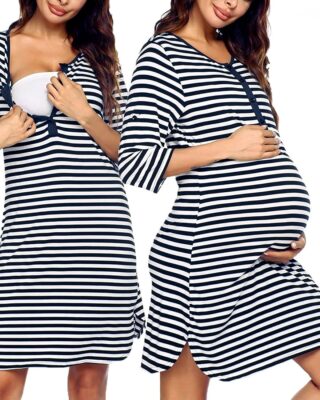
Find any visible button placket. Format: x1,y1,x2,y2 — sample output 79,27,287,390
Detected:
3,28,76,139
225,64,266,125
44,63,70,137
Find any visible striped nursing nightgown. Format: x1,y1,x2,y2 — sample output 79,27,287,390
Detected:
118,32,320,381
0,28,145,369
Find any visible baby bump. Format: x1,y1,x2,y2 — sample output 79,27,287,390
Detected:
176,154,310,252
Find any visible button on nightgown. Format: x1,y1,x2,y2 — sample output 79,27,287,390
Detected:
118,32,320,381
0,28,145,369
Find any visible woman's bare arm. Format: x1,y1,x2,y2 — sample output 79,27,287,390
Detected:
79,108,120,161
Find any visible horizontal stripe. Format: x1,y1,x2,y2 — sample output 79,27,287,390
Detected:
118,32,320,381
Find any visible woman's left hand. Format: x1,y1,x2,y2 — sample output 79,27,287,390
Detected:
261,233,306,264
47,72,93,123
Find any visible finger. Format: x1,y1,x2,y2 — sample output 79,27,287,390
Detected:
47,83,60,100
263,137,280,145
23,122,36,138
23,117,35,131
262,144,279,151
20,111,28,123
261,255,290,264
47,93,58,107
260,149,280,159
28,122,36,135
57,71,70,86
263,130,275,138
291,235,306,249
50,76,64,92
12,105,23,115
263,249,289,257
263,249,299,258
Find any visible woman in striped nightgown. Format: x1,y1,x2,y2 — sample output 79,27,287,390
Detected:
0,0,145,399
118,0,320,398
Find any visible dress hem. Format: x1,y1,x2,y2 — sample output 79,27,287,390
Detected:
0,345,137,371
0,322,146,371
141,340,320,382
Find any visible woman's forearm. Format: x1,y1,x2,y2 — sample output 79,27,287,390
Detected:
78,108,120,161
164,138,233,177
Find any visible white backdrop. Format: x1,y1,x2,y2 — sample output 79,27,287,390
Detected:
0,1,319,399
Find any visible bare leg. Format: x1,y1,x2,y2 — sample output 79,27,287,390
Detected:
292,347,320,399
0,369,28,400
67,363,109,400
160,343,209,400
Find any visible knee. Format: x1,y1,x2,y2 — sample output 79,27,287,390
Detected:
68,364,108,391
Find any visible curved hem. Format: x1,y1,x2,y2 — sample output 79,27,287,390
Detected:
133,316,146,340
141,340,320,382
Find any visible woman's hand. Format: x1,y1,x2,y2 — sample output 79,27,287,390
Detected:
47,72,94,123
226,124,281,161
0,105,36,148
261,233,306,264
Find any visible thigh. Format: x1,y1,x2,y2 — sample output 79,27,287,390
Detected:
0,368,28,399
294,347,320,388
160,343,209,400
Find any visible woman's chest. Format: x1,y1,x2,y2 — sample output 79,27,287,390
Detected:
170,62,276,146
0,57,105,118
9,41,80,87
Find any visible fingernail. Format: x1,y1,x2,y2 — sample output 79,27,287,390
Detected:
292,242,297,249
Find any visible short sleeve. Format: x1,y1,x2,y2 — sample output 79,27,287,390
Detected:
118,39,185,193
104,65,128,134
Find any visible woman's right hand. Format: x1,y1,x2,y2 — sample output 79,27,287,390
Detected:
226,124,280,161
0,105,36,149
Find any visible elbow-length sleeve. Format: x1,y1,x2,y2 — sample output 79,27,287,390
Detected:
118,39,185,193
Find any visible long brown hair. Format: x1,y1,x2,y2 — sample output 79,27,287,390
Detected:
10,0,121,122
154,0,279,128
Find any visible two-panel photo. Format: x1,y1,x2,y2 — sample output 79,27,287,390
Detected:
0,1,319,399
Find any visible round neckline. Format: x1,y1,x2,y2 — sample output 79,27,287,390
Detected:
166,31,235,67
5,25,83,87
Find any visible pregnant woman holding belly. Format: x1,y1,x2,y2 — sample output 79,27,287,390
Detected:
118,0,320,398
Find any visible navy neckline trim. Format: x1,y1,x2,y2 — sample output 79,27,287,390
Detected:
5,25,83,88
1,25,84,135
166,31,235,67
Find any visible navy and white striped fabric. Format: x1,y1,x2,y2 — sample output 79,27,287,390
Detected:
118,32,320,381
0,28,145,369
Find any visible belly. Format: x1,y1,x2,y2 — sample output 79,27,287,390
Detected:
175,152,310,251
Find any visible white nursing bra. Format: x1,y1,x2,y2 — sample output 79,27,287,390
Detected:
11,71,58,116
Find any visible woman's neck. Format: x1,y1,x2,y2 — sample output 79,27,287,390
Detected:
19,9,67,42
177,4,219,44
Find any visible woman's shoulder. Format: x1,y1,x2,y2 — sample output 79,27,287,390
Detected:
147,31,178,45
137,32,183,63
0,30,8,90
0,29,8,67
0,29,8,49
